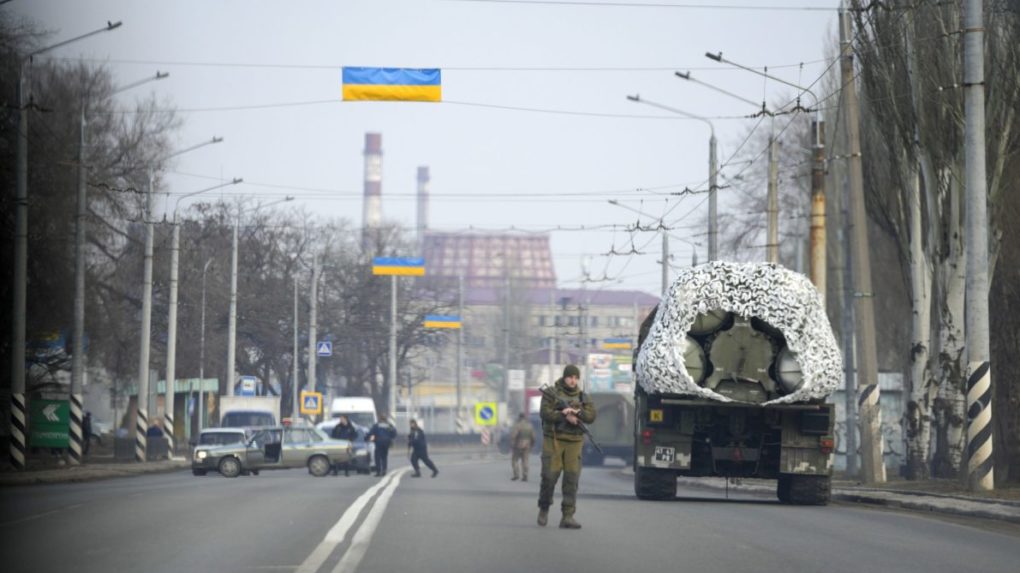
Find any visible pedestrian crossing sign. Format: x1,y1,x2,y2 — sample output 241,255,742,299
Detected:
300,391,323,415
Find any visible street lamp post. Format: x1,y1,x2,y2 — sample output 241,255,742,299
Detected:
9,20,121,471
70,71,167,465
164,177,241,456
135,136,222,463
627,93,719,262
198,257,214,432
225,197,294,401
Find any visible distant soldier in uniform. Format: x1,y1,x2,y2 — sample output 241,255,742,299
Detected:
510,413,535,481
368,414,398,476
407,419,439,478
538,364,596,529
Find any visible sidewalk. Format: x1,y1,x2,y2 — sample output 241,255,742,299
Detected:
672,475,1020,524
0,455,190,487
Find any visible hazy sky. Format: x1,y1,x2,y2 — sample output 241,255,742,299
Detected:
14,0,839,296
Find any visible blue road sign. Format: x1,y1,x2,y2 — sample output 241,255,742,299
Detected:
317,341,332,357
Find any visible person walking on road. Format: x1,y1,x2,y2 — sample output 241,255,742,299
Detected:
510,413,534,481
537,364,596,530
368,414,397,476
331,415,358,476
407,419,439,478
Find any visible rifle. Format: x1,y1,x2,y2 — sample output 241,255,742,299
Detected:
540,386,603,454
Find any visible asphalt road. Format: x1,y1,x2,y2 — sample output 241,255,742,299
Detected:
1,452,1018,573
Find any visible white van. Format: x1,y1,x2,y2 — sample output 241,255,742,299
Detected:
327,397,377,429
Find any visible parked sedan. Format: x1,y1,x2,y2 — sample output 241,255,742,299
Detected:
193,426,353,478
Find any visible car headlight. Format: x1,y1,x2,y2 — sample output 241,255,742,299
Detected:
195,450,208,460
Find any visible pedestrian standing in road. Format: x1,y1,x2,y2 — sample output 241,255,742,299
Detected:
82,411,93,456
537,364,596,530
331,415,358,476
407,419,439,478
367,414,397,476
510,413,535,481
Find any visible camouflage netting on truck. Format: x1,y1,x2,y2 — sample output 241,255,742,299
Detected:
635,261,843,405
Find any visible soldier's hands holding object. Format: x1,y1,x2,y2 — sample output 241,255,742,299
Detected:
564,412,580,425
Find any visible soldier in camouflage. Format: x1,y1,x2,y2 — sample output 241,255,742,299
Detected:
537,364,596,529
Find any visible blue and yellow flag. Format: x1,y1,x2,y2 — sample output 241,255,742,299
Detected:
372,257,426,276
342,67,441,102
424,315,462,329
603,338,633,350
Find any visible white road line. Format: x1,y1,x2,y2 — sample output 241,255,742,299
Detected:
331,468,408,573
295,470,405,573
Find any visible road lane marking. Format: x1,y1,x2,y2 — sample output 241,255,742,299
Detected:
295,470,404,573
331,468,408,573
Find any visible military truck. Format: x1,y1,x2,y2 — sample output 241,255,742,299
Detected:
581,392,634,466
633,261,842,505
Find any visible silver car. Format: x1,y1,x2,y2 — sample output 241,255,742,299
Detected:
193,426,353,478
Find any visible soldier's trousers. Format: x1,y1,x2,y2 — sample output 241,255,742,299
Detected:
512,447,530,479
538,436,582,516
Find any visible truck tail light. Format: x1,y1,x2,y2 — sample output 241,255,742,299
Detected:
819,436,834,454
641,428,654,445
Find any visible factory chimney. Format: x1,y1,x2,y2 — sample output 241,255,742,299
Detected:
362,133,383,250
417,166,430,251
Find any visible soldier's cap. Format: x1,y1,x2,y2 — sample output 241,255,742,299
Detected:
563,364,581,379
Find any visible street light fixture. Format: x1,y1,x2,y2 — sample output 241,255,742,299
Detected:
164,177,242,456
70,70,167,465
9,20,122,471
626,94,719,262
135,136,223,463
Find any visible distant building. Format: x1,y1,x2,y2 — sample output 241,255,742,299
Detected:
404,231,657,431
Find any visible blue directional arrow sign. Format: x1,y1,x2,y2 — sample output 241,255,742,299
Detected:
316,341,332,357
474,402,497,426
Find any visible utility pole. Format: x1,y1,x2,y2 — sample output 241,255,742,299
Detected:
708,132,719,261
502,273,511,405
840,8,885,483
962,0,994,491
226,212,238,398
388,274,397,422
308,254,320,402
661,232,669,296
810,120,827,304
69,96,88,465
199,258,213,432
292,275,300,422
548,289,556,385
456,275,464,419
767,135,780,264
135,172,155,462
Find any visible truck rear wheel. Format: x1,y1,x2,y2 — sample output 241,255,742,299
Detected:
777,474,830,505
634,466,676,500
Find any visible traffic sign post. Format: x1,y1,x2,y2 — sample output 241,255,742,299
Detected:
300,391,323,416
316,341,332,357
237,375,257,396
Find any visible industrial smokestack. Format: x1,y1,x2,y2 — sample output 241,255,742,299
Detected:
417,166,430,251
362,133,383,240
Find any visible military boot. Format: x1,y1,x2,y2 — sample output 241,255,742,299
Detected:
537,508,549,527
559,515,582,529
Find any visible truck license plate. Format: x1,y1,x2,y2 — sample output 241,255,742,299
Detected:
654,446,675,463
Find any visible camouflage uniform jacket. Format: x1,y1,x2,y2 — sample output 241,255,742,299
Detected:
540,378,596,441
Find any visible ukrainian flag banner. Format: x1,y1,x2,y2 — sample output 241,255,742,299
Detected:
342,67,442,102
603,338,633,350
424,315,461,329
372,257,426,276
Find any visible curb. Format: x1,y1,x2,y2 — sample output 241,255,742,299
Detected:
0,460,190,487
